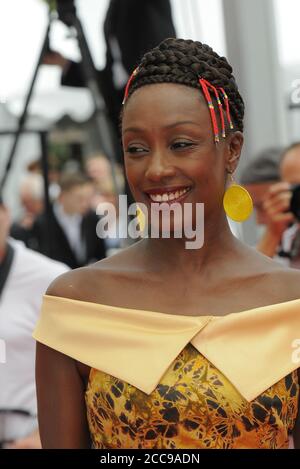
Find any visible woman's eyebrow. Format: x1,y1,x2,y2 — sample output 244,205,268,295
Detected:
164,120,200,129
123,121,199,135
123,126,146,135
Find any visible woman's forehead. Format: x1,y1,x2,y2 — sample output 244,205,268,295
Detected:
122,83,208,128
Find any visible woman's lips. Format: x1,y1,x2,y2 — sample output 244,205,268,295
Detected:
144,187,193,209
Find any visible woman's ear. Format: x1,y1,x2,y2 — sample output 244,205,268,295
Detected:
225,131,244,173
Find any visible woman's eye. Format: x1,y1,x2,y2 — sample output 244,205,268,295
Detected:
126,146,148,155
171,141,194,150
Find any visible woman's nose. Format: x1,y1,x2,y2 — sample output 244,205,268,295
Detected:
144,151,176,181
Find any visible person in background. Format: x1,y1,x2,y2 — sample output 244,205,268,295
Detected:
253,143,300,265
10,172,44,250
242,145,300,450
274,142,300,269
45,0,176,146
84,153,117,208
240,147,283,241
85,154,112,187
0,202,69,449
32,172,107,269
84,154,127,254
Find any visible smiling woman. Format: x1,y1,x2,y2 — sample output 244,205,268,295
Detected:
34,38,300,449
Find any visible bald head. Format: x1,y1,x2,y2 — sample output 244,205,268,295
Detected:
20,172,44,216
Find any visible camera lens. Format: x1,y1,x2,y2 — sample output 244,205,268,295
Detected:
290,184,300,221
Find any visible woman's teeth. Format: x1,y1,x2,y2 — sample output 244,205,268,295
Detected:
148,187,191,202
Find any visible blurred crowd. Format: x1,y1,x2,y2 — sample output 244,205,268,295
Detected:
0,152,126,448
10,153,125,267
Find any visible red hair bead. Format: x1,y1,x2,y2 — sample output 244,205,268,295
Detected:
122,67,139,105
219,87,234,130
199,78,220,143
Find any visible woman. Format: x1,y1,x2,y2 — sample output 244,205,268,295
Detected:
34,38,300,449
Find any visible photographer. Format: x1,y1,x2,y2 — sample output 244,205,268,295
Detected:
256,142,300,265
44,0,176,144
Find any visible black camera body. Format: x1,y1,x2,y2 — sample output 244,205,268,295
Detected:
290,184,300,221
56,0,76,26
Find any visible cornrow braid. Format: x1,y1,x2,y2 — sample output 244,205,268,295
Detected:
123,38,245,133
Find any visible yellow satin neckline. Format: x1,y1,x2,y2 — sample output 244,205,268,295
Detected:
33,294,300,401
42,293,300,320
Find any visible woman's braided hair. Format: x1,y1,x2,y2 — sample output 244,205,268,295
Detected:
125,38,245,133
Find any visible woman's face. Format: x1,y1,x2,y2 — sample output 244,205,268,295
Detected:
122,83,242,235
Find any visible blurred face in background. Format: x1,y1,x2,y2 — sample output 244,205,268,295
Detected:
244,181,278,225
20,173,44,217
0,204,11,253
59,182,94,216
85,156,111,184
280,146,300,184
20,189,44,217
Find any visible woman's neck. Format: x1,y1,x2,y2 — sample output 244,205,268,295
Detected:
141,214,240,276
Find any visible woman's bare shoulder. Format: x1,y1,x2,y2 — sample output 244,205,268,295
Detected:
252,253,300,303
231,241,300,305
269,266,300,302
45,267,95,301
46,242,144,303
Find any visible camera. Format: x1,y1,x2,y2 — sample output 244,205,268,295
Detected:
290,184,300,221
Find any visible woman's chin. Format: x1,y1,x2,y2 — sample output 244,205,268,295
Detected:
148,217,192,239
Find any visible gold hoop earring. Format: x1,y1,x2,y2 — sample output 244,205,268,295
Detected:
136,204,146,231
223,173,253,222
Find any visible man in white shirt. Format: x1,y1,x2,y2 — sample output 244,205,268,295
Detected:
0,203,69,448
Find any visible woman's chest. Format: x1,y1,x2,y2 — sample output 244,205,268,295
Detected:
85,344,299,449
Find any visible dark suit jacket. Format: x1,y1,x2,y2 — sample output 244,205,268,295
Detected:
12,206,107,269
